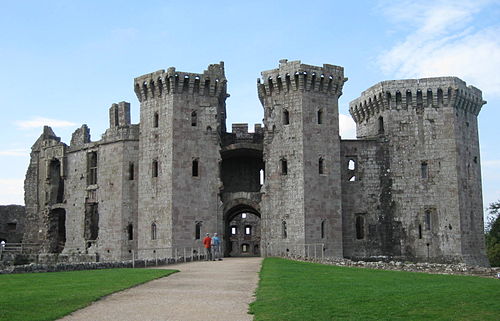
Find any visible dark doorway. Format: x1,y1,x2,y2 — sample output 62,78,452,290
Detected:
49,208,66,253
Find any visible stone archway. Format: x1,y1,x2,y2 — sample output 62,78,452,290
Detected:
223,203,261,257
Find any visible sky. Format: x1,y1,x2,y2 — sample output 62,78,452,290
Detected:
0,0,499,218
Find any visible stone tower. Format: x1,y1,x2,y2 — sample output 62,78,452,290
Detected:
258,60,347,257
349,77,488,265
134,63,227,256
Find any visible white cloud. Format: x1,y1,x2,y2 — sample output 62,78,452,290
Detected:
0,149,28,156
16,117,76,130
378,0,500,97
0,179,24,205
339,114,356,139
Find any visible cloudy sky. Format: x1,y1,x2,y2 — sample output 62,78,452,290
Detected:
0,0,499,216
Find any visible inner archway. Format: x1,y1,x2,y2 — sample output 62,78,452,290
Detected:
224,204,261,257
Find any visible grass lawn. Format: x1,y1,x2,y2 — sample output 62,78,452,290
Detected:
249,258,500,321
0,268,177,321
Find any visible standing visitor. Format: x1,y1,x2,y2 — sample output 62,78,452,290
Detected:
212,233,222,261
203,233,212,261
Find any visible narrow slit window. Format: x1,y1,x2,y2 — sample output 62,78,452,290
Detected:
129,163,134,180
245,225,252,235
191,111,197,126
281,158,288,175
195,222,202,240
283,109,290,125
321,220,325,239
425,210,431,230
319,157,324,174
153,112,159,128
259,169,264,185
317,109,323,124
418,224,422,239
378,116,384,134
282,221,287,239
152,160,158,177
127,224,133,240
151,222,157,240
231,226,238,235
192,159,199,177
421,162,428,179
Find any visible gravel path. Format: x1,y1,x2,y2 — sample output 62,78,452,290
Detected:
59,257,263,321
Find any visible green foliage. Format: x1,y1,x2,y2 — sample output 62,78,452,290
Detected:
485,200,500,266
0,268,176,321
250,258,500,321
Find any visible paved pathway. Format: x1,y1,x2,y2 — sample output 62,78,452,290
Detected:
60,257,263,321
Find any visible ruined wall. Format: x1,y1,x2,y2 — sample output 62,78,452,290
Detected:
259,60,346,257
349,77,487,265
135,63,226,255
0,205,25,243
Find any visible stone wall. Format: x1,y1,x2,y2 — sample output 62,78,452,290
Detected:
0,205,25,243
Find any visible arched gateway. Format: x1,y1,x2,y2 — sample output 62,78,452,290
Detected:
223,202,261,257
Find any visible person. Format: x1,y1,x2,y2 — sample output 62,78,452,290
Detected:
212,233,222,261
202,233,212,261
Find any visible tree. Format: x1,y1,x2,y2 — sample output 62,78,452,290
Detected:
485,200,500,266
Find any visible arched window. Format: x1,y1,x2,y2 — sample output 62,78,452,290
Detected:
192,159,199,177
151,222,157,240
195,222,202,240
153,112,159,128
378,116,384,134
283,109,290,125
318,157,324,175
191,111,197,126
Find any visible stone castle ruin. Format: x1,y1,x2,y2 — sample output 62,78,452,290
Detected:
22,60,489,266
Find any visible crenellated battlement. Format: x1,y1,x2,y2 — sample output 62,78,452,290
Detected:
134,62,227,102
349,77,486,124
257,59,347,101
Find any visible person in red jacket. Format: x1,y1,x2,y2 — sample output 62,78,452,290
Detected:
202,233,212,261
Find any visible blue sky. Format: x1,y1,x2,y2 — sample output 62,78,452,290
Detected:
0,0,499,217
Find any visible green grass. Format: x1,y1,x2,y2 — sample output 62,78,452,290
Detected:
249,258,500,321
0,268,177,321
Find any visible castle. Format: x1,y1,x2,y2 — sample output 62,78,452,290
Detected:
23,60,489,266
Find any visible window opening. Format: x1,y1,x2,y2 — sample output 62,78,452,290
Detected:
127,224,133,240
319,157,324,175
242,244,249,253
191,111,197,126
317,109,323,124
151,222,157,240
283,109,290,125
348,159,356,170
153,112,159,128
378,116,384,134
192,159,199,177
259,169,264,185
421,162,428,179
129,163,134,180
152,160,158,177
195,222,202,240
418,224,422,239
231,226,238,235
425,210,431,230
241,213,247,219
245,225,252,235
355,216,365,239
87,152,98,185
281,158,288,175
282,221,287,239
7,222,16,232
114,107,119,127
321,220,325,239
84,203,99,241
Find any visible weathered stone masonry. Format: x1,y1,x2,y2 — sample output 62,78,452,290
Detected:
22,60,489,266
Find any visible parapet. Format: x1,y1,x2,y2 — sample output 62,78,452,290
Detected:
134,62,227,102
257,59,347,101
349,77,486,124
